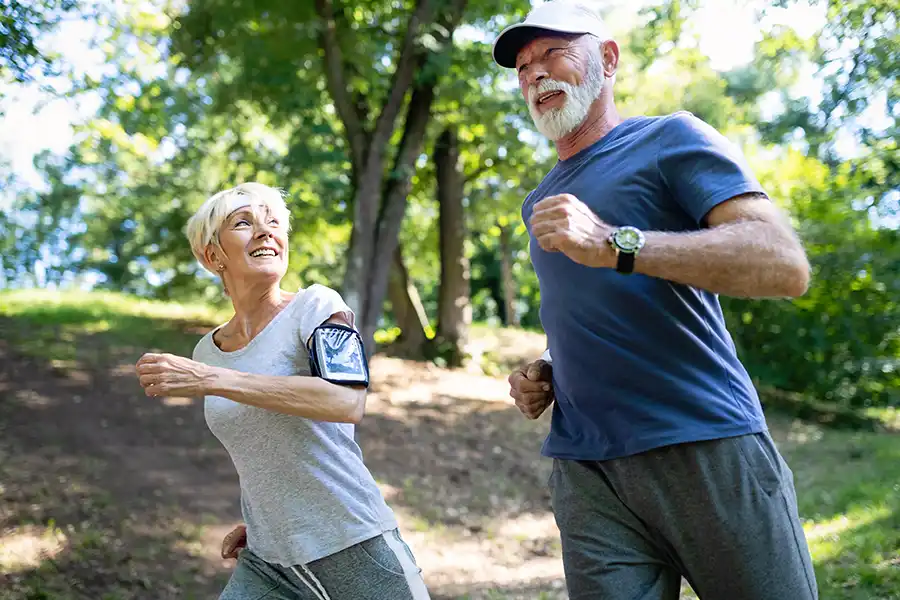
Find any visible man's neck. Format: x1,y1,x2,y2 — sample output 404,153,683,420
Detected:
555,99,622,161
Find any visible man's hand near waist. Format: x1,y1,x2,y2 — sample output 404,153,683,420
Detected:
509,359,554,419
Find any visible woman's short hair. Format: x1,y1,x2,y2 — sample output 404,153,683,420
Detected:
185,182,291,272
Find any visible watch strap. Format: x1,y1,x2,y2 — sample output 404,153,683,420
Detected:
615,250,636,274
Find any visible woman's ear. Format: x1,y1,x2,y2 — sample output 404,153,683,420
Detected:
204,245,225,273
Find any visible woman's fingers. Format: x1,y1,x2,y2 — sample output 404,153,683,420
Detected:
136,364,164,377
139,373,163,388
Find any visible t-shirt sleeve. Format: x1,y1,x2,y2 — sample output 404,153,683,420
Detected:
192,336,209,362
657,111,766,225
298,284,356,346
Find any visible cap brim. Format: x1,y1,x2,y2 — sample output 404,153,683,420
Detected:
492,24,591,69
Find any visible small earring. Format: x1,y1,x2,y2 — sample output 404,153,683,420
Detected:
216,264,225,272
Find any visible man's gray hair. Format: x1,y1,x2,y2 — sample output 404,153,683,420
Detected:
583,33,613,84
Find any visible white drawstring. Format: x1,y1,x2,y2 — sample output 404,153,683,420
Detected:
289,564,332,600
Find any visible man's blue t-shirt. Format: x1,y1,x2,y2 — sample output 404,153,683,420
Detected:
523,111,768,461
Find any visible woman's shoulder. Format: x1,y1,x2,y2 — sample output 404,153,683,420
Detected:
293,284,354,343
191,325,220,361
294,284,350,315
298,282,343,301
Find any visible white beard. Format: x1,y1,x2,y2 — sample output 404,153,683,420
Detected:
527,55,605,141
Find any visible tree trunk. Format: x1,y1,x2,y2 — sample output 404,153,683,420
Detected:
387,244,429,356
314,0,468,356
498,223,519,327
359,84,437,354
316,0,431,349
435,126,470,366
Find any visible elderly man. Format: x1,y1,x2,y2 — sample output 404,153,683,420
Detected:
493,2,818,599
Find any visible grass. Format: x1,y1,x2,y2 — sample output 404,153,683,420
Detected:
0,289,228,369
449,416,900,600
0,288,228,324
1,289,898,599
781,420,900,598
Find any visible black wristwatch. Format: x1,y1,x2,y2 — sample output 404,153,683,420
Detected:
608,226,645,274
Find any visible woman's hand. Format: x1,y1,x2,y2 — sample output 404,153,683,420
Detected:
221,524,247,559
135,352,217,398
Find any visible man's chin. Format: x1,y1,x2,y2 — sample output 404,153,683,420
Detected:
533,116,581,142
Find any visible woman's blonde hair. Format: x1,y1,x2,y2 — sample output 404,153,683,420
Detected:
185,182,291,273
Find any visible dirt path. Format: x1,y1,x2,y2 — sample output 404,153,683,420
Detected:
4,297,899,599
0,323,569,599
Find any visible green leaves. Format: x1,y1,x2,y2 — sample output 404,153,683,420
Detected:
3,0,896,403
0,0,79,85
627,0,700,70
726,142,900,409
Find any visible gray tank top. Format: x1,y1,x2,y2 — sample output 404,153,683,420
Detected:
192,284,397,567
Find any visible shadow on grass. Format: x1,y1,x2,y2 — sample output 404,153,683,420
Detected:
1,299,897,600
809,508,900,600
0,317,242,599
432,577,567,600
360,401,553,532
759,386,891,433
768,419,900,599
0,308,212,370
0,309,557,599
773,421,900,525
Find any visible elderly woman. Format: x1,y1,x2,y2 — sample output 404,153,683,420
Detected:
135,183,430,600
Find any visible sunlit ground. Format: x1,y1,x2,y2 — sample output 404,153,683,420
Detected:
1,290,897,599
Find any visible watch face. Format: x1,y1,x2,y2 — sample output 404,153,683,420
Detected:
614,226,645,253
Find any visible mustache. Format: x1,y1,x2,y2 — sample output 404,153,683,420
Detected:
528,79,574,107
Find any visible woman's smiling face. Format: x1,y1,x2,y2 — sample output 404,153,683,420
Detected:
214,202,289,289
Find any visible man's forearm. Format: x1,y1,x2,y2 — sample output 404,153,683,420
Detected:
206,369,365,423
633,220,810,298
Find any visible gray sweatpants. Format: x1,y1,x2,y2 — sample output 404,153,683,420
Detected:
550,431,818,599
218,529,430,600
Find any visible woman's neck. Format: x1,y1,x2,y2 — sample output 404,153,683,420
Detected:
227,284,292,341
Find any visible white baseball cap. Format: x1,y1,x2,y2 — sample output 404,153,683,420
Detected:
491,1,612,69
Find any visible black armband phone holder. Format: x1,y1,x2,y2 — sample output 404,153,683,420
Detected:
307,323,370,387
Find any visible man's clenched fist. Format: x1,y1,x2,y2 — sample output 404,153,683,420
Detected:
530,193,615,268
508,359,554,419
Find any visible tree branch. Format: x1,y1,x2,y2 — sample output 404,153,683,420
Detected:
363,83,437,327
313,0,368,171
463,159,503,186
367,0,431,153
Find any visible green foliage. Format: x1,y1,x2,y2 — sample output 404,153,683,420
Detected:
0,0,78,85
719,143,900,409
1,0,897,409
713,0,900,410
627,0,700,69
763,0,898,157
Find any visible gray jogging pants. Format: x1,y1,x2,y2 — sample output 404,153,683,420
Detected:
550,431,818,599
